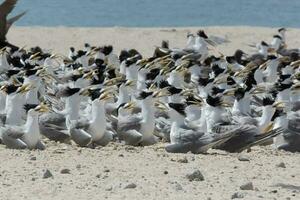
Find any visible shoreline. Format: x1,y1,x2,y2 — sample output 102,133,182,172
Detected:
8,26,300,57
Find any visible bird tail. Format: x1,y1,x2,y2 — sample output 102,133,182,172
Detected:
242,127,284,151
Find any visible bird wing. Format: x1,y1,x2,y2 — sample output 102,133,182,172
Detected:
0,0,18,41
118,115,142,132
40,112,66,126
208,35,230,45
73,118,90,129
1,126,24,139
176,127,204,143
6,11,26,34
287,117,300,138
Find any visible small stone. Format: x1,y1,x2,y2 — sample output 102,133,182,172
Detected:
174,182,183,191
238,155,250,162
96,174,101,178
31,177,36,181
186,170,205,181
231,192,244,199
163,171,168,175
124,183,137,189
104,169,110,173
178,157,188,163
105,186,113,191
60,169,71,174
43,169,53,179
118,154,124,157
240,182,254,190
276,162,286,168
76,164,81,169
30,156,37,161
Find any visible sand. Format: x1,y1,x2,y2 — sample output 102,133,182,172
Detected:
1,26,300,200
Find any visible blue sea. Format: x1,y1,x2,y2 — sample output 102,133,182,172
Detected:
12,0,300,27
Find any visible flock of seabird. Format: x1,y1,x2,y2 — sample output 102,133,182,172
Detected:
0,0,299,153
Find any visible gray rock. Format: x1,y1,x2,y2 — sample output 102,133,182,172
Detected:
186,170,205,181
43,169,53,179
276,162,286,168
30,156,37,161
231,192,244,199
178,157,188,163
174,182,183,191
124,183,137,189
240,182,254,190
60,168,71,174
105,186,113,191
238,155,250,161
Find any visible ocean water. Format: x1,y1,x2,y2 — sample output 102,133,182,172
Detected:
12,0,300,27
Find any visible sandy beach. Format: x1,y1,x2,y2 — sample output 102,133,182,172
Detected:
1,26,300,200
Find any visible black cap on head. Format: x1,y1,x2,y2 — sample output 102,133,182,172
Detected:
89,88,101,101
197,30,208,39
23,104,39,113
167,86,182,95
6,69,20,78
161,40,169,49
168,103,186,116
275,82,292,92
262,97,275,106
30,46,42,54
146,68,160,81
278,28,286,32
279,74,291,82
119,50,130,62
158,80,171,89
56,87,81,98
77,50,87,57
5,84,19,94
128,49,141,57
273,35,282,40
271,108,285,121
70,47,75,52
212,64,225,76
25,69,38,77
234,88,246,101
107,69,116,79
227,76,236,86
95,58,105,66
198,77,213,87
267,55,277,60
290,52,299,62
117,102,127,110
100,45,113,56
226,56,236,64
206,95,222,107
211,87,225,95
137,91,153,100
261,41,269,46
